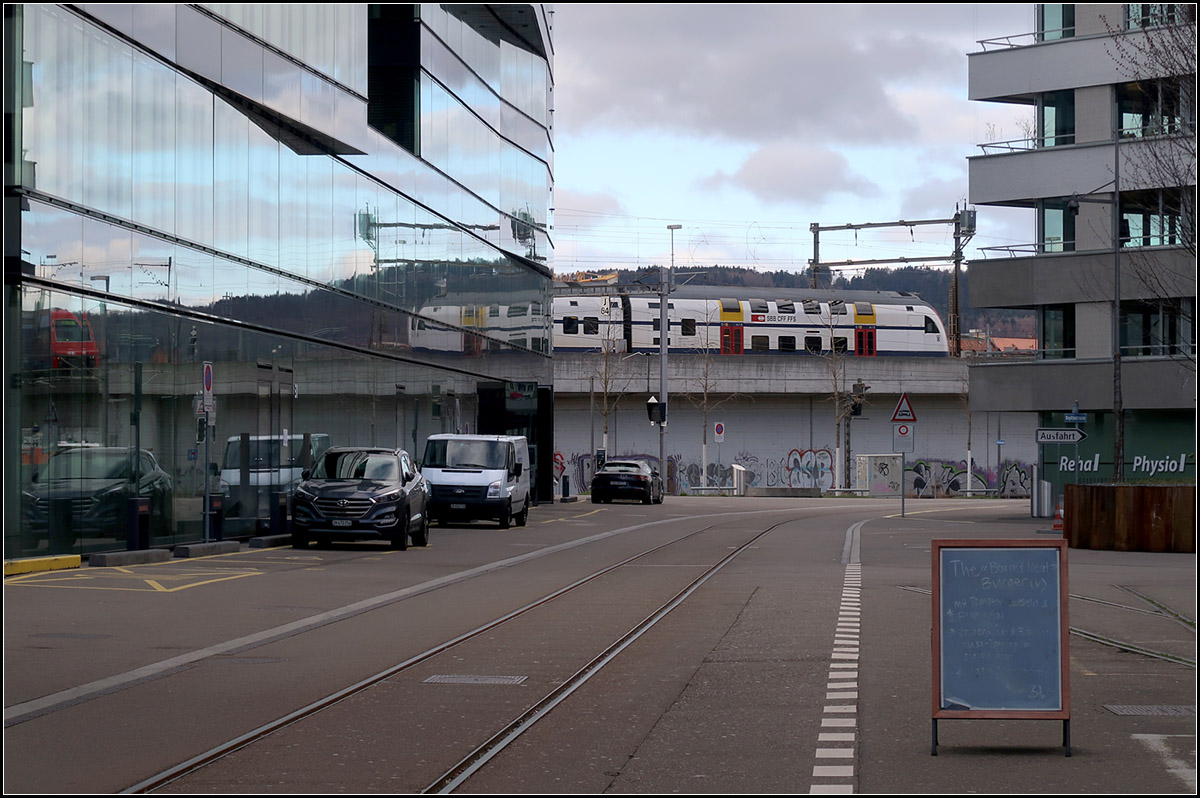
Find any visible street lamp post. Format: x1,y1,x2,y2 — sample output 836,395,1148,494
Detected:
663,224,681,490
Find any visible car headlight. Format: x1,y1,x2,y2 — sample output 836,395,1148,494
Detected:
375,489,401,503
295,484,317,500
487,480,502,499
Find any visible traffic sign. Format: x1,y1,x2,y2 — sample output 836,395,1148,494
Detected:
1065,413,1087,424
714,422,725,443
1036,428,1088,445
891,393,917,423
202,361,214,412
893,422,915,453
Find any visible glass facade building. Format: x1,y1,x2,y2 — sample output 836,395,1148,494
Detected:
4,4,555,557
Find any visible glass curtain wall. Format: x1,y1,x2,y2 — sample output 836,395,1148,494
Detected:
6,5,553,558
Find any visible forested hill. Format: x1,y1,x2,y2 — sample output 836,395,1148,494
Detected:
596,265,1033,337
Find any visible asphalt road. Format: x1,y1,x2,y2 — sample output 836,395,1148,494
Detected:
3,497,1195,794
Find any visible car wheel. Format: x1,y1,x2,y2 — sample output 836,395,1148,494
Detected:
591,494,599,504
410,512,429,547
391,517,409,550
291,530,309,549
499,500,512,529
516,500,528,526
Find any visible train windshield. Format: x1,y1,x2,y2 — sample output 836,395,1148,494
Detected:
53,317,92,342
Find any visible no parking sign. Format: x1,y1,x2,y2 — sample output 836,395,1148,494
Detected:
202,361,214,412
714,422,724,443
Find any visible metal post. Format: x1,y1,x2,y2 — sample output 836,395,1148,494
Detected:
664,224,680,488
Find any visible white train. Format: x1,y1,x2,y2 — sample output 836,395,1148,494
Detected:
553,287,949,357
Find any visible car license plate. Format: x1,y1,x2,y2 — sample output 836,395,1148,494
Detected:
332,519,352,527
451,503,466,510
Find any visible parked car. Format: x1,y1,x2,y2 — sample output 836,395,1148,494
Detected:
217,433,330,518
290,447,428,550
590,460,664,505
22,446,173,543
421,434,531,528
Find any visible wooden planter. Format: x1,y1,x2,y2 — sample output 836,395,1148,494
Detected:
1064,484,1195,552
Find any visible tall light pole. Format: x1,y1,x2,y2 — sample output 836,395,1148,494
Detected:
663,224,681,491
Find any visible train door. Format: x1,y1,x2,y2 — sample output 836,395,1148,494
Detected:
720,324,744,354
853,302,877,356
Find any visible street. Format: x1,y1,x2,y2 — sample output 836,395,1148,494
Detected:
4,497,1195,794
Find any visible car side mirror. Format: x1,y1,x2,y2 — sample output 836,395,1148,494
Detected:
209,462,219,477
512,462,523,477
301,469,310,480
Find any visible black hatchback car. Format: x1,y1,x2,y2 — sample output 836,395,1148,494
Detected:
590,460,664,505
291,447,428,550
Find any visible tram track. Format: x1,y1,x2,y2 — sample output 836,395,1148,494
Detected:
122,511,808,794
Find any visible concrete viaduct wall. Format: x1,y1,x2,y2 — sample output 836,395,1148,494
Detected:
551,352,1037,498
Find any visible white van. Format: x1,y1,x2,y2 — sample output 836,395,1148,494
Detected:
421,434,530,528
217,433,330,517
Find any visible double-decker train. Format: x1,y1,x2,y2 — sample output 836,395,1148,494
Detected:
553,286,950,357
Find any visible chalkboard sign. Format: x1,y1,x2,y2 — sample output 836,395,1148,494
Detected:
932,539,1070,721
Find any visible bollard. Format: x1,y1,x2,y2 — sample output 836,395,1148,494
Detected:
127,496,151,550
269,490,289,537
206,492,225,541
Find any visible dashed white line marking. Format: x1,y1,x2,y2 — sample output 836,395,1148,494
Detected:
811,561,862,793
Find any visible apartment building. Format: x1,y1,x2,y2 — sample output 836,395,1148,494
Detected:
966,3,1195,496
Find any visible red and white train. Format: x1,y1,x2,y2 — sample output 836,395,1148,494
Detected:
553,287,949,357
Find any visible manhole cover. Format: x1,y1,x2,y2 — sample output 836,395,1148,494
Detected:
423,674,527,685
1104,705,1195,716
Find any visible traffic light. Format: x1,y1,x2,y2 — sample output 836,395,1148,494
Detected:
196,416,207,443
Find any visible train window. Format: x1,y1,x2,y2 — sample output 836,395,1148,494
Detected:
779,336,796,351
776,301,795,315
562,316,579,334
530,301,543,317
751,335,770,352
805,336,822,354
802,300,821,315
749,299,769,314
830,301,847,315
489,305,500,317
720,298,740,313
508,304,528,317
652,318,660,331
583,317,600,335
854,302,873,316
833,337,849,354
681,318,697,336
924,317,939,334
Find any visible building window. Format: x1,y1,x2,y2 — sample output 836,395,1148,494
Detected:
1126,4,1192,29
1041,305,1076,359
1122,298,1196,356
1038,4,1076,40
1121,189,1185,247
1039,198,1076,252
1118,80,1185,137
1040,90,1075,147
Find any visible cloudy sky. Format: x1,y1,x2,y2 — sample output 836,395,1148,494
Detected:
549,4,1037,278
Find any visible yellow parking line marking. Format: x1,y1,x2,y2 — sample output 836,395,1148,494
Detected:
540,508,604,524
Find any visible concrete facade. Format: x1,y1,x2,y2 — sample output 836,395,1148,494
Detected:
552,351,1038,498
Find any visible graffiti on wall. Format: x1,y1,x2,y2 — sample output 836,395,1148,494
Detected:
555,449,1032,498
906,459,1031,498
